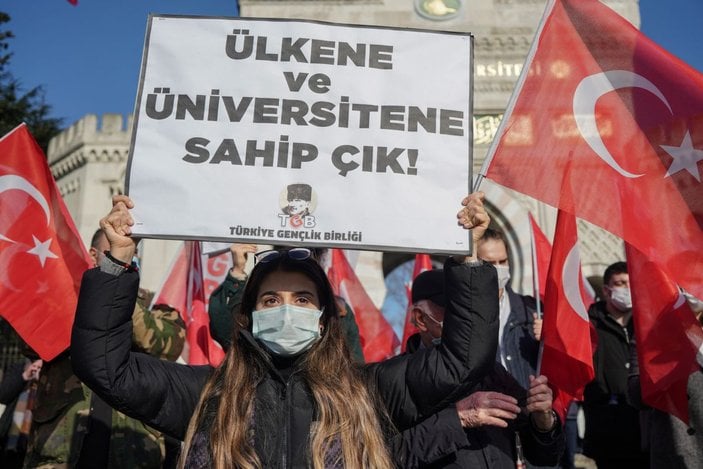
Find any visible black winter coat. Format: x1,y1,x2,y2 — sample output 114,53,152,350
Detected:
71,259,499,468
401,336,564,468
582,301,642,463
421,364,564,468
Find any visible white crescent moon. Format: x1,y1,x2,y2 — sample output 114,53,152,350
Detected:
0,175,52,244
0,175,52,291
673,291,686,310
561,243,589,322
573,70,672,178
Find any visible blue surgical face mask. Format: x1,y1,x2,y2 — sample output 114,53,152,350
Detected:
423,311,444,346
252,304,322,356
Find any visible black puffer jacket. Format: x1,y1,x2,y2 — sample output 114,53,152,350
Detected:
400,336,564,468
582,301,642,463
71,259,498,467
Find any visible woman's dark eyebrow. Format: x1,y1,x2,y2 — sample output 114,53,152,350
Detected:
258,290,280,298
258,290,316,297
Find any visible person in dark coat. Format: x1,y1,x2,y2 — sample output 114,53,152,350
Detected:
71,192,499,468
476,228,541,389
22,229,185,469
583,261,648,468
394,269,564,468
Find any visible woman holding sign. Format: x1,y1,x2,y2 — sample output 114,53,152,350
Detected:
71,192,498,468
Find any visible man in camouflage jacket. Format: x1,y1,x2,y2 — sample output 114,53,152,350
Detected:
22,231,185,469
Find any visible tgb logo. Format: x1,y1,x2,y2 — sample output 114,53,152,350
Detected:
278,183,317,228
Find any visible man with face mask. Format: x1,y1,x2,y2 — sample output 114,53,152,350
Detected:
582,261,648,469
402,269,564,468
476,228,541,391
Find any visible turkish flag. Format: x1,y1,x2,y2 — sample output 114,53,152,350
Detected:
0,124,92,360
528,213,551,302
327,249,399,362
152,241,224,366
540,209,594,421
626,243,703,424
400,254,433,352
483,0,703,301
528,213,595,306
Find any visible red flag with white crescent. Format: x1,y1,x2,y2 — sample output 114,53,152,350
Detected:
327,249,399,362
0,124,92,360
540,209,595,421
482,0,703,302
152,241,224,366
529,214,595,307
626,243,703,424
400,254,433,352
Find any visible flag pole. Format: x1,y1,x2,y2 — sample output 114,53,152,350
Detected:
535,215,544,375
529,215,543,320
474,0,557,191
530,212,545,375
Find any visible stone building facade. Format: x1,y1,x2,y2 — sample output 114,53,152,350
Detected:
237,0,636,294
47,114,180,291
46,0,638,300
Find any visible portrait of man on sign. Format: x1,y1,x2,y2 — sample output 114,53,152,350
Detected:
280,183,317,228
282,183,313,217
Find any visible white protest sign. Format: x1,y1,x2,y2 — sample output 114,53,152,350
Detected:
127,16,473,254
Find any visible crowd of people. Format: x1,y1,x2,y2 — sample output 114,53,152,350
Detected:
0,191,701,468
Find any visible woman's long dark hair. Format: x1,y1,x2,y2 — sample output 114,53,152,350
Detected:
179,251,393,469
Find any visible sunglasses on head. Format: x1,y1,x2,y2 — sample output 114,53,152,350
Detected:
254,247,313,264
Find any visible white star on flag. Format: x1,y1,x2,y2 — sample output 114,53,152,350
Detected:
27,235,59,267
662,131,703,182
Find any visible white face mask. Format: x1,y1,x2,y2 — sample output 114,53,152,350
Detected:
495,265,511,290
252,304,322,356
609,286,632,311
422,311,443,345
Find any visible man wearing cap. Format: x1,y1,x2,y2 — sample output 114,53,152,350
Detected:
400,269,564,468
282,183,313,217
